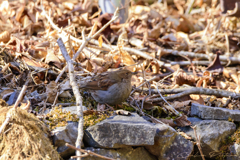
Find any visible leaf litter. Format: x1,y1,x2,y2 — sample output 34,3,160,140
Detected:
0,0,240,159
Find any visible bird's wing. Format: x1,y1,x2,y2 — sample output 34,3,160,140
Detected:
80,72,117,91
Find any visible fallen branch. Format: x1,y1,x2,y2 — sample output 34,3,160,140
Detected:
191,126,205,160
0,78,29,134
163,49,240,64
147,87,240,102
169,60,227,66
57,38,83,160
66,143,116,160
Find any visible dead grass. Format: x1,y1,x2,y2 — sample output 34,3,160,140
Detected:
0,99,60,160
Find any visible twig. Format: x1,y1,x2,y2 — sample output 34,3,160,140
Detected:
13,80,29,109
147,87,240,102
191,126,205,160
57,38,83,160
0,79,29,134
123,47,174,72
163,49,240,64
155,83,181,116
66,143,116,160
185,0,196,14
169,60,226,66
130,76,158,95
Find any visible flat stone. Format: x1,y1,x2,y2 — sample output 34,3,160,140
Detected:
180,118,236,158
191,103,240,122
84,113,157,148
84,113,194,160
145,124,194,160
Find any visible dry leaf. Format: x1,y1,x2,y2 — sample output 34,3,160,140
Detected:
45,49,62,69
0,31,11,43
46,81,58,103
98,35,103,48
115,110,131,116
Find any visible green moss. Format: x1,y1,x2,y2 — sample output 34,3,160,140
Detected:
84,112,110,130
45,106,110,130
122,103,135,112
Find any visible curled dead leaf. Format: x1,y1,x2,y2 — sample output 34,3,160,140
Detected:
115,110,131,116
173,70,195,86
0,31,11,43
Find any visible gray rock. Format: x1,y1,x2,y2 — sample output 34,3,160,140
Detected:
191,103,240,121
52,122,83,159
145,124,194,160
81,147,157,160
180,118,236,158
84,113,156,148
84,113,194,160
227,143,240,160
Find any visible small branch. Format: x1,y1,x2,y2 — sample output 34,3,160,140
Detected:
13,81,29,109
147,87,240,102
185,0,196,14
163,49,240,64
66,143,116,160
130,76,158,95
156,83,181,116
0,78,30,134
123,47,174,72
169,61,227,66
57,38,84,160
191,126,205,160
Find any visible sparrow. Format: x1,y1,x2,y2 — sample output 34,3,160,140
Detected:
80,69,134,105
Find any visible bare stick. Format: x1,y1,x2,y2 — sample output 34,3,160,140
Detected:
66,143,116,160
130,76,158,95
13,81,29,109
147,87,240,102
155,83,181,116
57,38,83,160
0,79,29,134
185,0,196,14
191,126,205,160
163,49,240,64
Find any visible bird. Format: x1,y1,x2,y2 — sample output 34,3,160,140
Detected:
79,69,134,105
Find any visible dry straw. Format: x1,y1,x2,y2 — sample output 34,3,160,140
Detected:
0,99,60,160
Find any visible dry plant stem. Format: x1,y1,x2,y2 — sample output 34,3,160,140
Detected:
191,126,205,160
130,76,158,95
156,83,181,116
13,83,28,109
185,0,196,14
123,47,174,72
66,143,116,160
57,38,83,159
169,61,227,66
164,49,240,64
0,79,29,134
148,87,240,102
